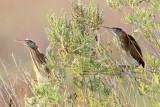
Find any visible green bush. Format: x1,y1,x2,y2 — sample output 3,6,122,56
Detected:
23,0,160,106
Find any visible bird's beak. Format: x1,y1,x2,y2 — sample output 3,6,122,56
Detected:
102,26,116,33
101,26,111,34
14,40,26,44
101,26,110,29
102,26,118,38
102,26,115,32
101,26,111,30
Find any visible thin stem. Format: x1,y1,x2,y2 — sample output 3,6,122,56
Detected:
83,76,89,107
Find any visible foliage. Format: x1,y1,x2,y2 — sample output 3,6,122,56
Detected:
106,0,160,106
25,0,160,106
106,0,160,47
2,0,160,107
26,1,112,106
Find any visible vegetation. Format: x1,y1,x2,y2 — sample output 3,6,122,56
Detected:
0,0,160,106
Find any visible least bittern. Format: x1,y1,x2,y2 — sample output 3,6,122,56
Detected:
15,40,51,81
102,26,145,68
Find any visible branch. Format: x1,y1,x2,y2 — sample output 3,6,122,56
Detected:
124,71,157,84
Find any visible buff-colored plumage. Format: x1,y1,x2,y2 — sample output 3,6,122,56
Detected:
15,40,51,81
102,26,145,68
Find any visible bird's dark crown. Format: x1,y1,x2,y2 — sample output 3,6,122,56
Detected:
111,27,124,32
24,40,34,43
24,40,37,49
101,26,124,33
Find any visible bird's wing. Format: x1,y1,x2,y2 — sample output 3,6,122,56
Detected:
36,52,46,64
127,35,137,43
36,51,51,74
128,35,145,67
40,53,51,74
128,35,142,56
40,53,47,63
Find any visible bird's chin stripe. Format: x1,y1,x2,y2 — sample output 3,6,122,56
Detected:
26,45,32,50
29,49,43,78
110,31,120,40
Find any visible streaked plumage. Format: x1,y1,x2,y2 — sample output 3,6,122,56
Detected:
102,26,145,68
15,40,51,81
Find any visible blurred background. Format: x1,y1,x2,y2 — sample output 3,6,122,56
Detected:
0,0,150,106
0,0,133,68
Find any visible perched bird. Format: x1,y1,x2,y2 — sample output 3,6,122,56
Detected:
102,26,145,68
15,40,51,81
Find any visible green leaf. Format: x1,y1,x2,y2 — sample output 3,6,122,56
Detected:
99,66,111,73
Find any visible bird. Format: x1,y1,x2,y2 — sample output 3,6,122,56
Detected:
15,39,51,81
102,26,145,68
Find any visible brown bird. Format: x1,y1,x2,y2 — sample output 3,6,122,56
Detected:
15,40,51,81
102,26,145,68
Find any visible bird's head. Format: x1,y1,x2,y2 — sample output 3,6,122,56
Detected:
102,26,126,38
14,39,38,50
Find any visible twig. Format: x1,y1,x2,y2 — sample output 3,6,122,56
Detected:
124,71,156,84
0,59,17,106
134,89,138,107
116,76,131,106
11,53,37,97
83,76,89,107
103,76,121,105
0,88,8,106
143,96,146,107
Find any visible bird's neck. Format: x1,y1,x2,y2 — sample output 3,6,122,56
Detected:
27,47,43,79
113,33,129,48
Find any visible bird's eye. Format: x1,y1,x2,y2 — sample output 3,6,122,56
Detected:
25,41,29,44
113,29,117,32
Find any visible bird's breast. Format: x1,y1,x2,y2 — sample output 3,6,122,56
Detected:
121,49,139,66
29,50,49,81
115,38,139,66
